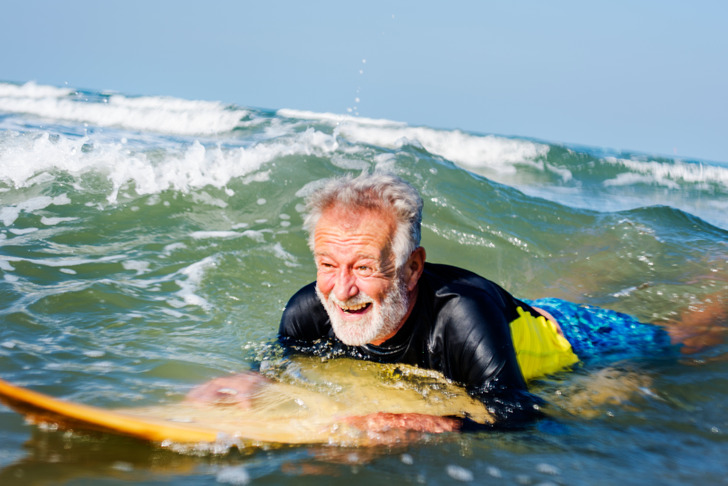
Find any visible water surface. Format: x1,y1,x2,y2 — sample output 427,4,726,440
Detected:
1,81,727,485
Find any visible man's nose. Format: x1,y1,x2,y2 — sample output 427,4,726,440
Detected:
334,268,358,301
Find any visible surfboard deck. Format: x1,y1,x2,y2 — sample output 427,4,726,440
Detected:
0,358,493,448
0,378,222,444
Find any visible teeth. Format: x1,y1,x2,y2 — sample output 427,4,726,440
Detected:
341,302,370,312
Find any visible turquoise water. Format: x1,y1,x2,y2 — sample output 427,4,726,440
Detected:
0,81,727,484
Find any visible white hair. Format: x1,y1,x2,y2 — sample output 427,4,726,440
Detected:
303,173,423,269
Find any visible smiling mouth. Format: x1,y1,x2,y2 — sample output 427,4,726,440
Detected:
339,302,372,314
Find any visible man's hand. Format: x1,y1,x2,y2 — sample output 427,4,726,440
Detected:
343,412,462,435
184,372,269,408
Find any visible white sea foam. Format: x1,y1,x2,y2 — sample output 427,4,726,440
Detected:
191,191,228,209
41,216,79,226
270,242,298,265
0,259,15,271
0,127,338,203
0,131,106,189
0,254,125,268
9,227,38,235
215,465,250,485
336,124,549,174
190,230,267,242
122,260,150,275
190,231,245,239
0,194,71,226
603,156,728,189
172,256,217,309
163,242,187,253
0,82,244,136
0,81,73,99
446,464,474,482
604,172,679,189
278,108,406,127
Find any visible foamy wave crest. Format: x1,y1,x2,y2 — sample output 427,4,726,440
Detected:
0,128,338,202
0,82,244,136
279,108,549,172
278,108,406,127
335,124,549,174
603,156,728,189
0,81,74,99
171,256,218,310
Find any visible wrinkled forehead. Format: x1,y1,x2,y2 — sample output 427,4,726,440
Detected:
314,205,397,247
320,202,394,227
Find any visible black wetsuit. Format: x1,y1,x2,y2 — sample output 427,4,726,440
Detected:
278,262,545,425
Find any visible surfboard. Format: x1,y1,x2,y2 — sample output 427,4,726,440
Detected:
0,357,493,449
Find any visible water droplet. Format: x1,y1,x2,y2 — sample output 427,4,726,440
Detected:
536,463,560,475
446,465,474,482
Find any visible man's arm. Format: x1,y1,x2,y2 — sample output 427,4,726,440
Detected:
437,292,545,426
185,284,327,409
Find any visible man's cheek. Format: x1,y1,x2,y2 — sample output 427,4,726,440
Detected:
316,277,334,296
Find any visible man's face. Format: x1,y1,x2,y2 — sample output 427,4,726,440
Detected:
313,206,409,346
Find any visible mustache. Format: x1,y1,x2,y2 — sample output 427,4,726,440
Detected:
328,293,374,307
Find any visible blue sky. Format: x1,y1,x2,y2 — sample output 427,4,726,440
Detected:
2,0,726,163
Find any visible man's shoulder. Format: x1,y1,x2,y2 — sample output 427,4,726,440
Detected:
278,282,330,340
423,262,508,297
421,262,522,326
424,262,485,279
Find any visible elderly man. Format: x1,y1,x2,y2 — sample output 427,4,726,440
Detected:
278,173,561,428
190,173,719,431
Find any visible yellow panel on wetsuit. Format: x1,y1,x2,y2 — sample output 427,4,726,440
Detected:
510,307,579,381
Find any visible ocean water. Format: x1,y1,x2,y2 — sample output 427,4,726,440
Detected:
0,80,727,485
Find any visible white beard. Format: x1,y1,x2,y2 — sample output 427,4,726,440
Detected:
316,277,410,346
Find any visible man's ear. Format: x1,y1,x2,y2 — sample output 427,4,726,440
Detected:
404,247,426,292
